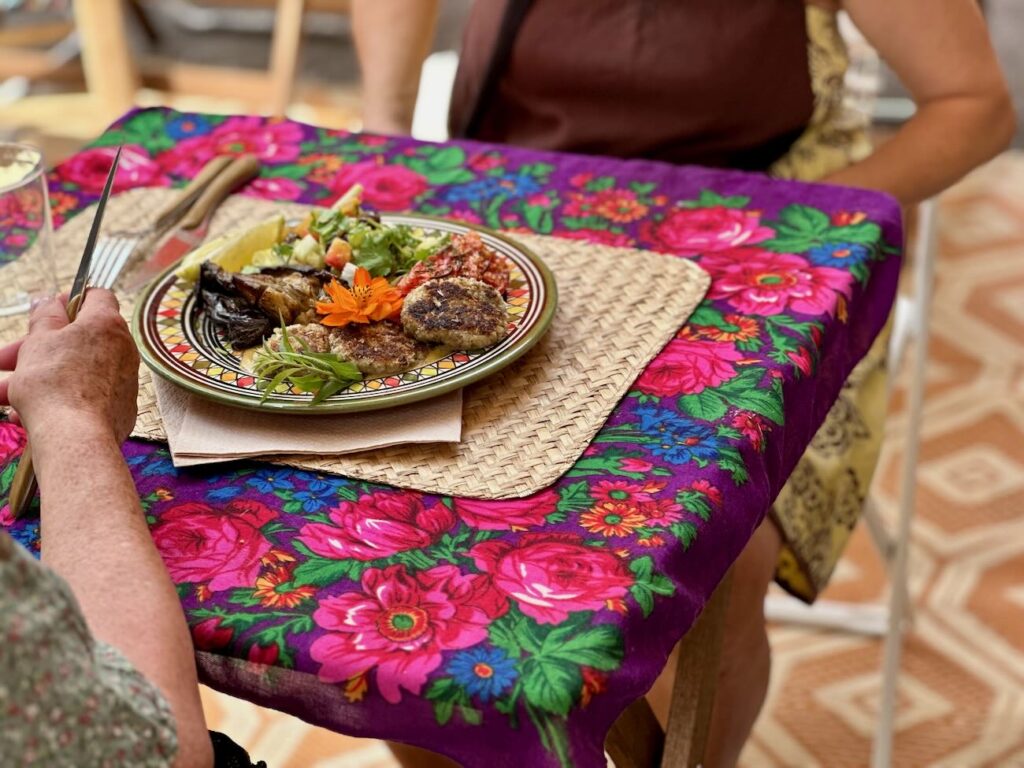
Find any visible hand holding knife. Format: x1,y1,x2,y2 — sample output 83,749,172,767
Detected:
8,146,123,519
8,152,262,517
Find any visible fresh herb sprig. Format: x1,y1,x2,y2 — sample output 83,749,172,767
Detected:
252,324,361,405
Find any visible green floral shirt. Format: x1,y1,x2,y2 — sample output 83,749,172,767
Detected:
0,533,177,767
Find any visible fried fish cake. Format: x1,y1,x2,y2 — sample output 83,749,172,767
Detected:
401,276,509,350
328,321,432,376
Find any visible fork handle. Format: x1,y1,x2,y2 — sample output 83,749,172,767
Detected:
8,291,88,519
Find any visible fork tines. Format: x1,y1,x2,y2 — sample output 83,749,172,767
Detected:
89,236,137,291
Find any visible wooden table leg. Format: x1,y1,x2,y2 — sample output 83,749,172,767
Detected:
663,571,733,767
605,571,733,768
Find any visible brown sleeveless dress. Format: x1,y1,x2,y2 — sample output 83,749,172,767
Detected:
449,0,814,171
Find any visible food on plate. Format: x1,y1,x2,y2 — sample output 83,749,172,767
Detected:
175,214,285,282
197,262,332,348
398,231,510,296
175,184,519,404
328,321,433,376
401,277,509,349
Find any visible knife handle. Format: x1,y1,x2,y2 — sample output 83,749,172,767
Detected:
8,291,88,519
153,155,234,232
179,155,261,231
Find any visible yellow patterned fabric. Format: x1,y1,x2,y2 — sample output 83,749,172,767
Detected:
769,6,892,601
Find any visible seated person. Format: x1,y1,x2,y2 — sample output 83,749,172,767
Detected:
0,291,261,768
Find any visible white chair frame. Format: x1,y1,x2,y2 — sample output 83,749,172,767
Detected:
765,198,938,768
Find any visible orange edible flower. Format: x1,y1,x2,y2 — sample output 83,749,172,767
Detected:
316,267,403,326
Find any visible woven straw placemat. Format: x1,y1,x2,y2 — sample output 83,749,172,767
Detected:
1,189,709,498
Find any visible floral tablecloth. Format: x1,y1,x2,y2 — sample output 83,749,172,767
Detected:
0,108,901,767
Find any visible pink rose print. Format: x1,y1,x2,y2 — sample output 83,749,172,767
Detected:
454,489,558,531
250,177,303,201
331,160,428,211
642,206,773,256
470,534,634,624
0,424,25,464
152,499,277,592
298,491,455,561
636,332,745,397
57,145,168,194
157,116,303,176
701,247,853,316
311,564,507,703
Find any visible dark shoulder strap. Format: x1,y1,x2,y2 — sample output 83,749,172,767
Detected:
452,0,534,138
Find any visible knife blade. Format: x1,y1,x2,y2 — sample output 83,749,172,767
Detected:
9,145,122,519
126,154,261,290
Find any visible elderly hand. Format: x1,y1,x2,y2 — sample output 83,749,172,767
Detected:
0,291,139,443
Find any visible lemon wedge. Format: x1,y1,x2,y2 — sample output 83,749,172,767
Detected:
175,214,285,282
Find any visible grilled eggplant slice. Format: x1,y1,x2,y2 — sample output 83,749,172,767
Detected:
197,262,332,349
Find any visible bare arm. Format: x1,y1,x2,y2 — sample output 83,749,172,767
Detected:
2,293,212,768
824,0,1015,206
352,0,441,134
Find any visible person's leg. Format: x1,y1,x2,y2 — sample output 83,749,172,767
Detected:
388,741,460,768
647,517,783,768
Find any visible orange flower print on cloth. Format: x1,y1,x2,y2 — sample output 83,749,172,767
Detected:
253,567,316,608
316,268,403,326
580,502,647,537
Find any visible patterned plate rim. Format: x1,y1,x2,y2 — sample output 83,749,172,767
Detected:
131,214,558,415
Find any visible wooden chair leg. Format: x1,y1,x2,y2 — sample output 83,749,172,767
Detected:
268,0,305,116
606,571,732,768
72,0,138,117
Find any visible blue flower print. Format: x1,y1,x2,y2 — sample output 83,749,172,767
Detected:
448,646,517,702
807,242,871,269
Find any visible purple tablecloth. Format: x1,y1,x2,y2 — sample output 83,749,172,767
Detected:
0,108,901,767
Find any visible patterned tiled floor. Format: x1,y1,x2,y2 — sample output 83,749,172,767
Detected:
202,153,1024,767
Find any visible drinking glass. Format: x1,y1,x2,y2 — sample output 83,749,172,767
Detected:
0,142,56,316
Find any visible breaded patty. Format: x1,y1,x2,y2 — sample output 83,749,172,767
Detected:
267,323,331,353
401,277,508,350
328,321,432,376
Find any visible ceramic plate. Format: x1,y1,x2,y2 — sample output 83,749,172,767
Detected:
133,214,557,414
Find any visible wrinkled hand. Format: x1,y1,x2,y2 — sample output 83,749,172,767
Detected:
0,290,139,442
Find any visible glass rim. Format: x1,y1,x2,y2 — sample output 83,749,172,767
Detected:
0,142,45,196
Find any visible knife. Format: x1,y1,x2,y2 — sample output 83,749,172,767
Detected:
125,154,261,290
9,146,123,519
